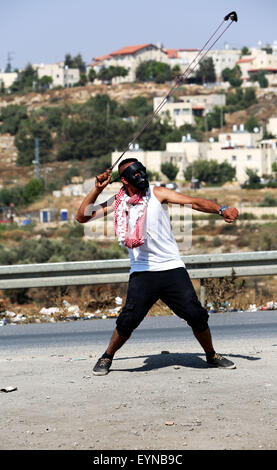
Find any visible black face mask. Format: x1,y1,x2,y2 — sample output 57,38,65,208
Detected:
121,162,149,191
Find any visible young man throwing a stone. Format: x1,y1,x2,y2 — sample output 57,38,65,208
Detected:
76,159,239,375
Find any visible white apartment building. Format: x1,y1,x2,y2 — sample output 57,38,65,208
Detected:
89,44,168,83
206,142,275,183
0,72,18,89
165,46,241,82
208,48,241,81
32,62,80,88
166,140,209,164
237,49,277,85
165,48,200,70
154,93,226,127
218,126,263,147
267,117,277,136
111,148,186,180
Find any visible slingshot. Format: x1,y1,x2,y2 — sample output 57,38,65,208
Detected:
108,11,238,177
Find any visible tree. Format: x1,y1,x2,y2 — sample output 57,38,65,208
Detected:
97,66,111,82
0,105,28,135
195,57,216,84
249,71,268,88
245,168,260,185
64,53,86,73
221,65,242,87
241,46,251,55
135,61,172,83
0,185,25,207
119,96,152,118
83,94,118,115
245,115,260,132
64,54,74,68
22,178,44,204
88,68,96,83
15,120,53,165
98,66,129,83
161,162,179,180
78,73,88,86
0,82,5,95
39,75,53,90
179,123,203,142
184,160,235,185
243,87,257,107
137,120,164,150
73,53,86,73
225,87,257,112
45,106,63,131
56,109,133,161
9,63,38,93
205,106,225,130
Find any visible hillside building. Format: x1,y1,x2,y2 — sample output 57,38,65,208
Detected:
237,48,277,85
267,117,277,136
89,43,168,83
0,72,18,89
154,93,226,127
165,46,241,82
32,62,80,88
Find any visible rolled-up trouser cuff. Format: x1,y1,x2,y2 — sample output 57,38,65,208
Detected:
115,326,132,338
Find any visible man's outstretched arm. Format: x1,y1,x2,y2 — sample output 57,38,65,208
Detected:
154,186,239,223
75,169,115,223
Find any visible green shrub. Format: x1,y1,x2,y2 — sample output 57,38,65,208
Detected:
213,236,222,247
258,195,277,207
22,178,44,204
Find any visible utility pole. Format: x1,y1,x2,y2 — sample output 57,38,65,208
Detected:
32,138,40,179
5,51,15,73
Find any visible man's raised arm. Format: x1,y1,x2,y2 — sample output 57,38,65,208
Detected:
75,169,115,223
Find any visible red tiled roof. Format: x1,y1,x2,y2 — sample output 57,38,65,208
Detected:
90,44,154,66
166,48,199,59
248,68,277,72
237,58,253,63
166,49,178,59
110,44,153,56
91,53,112,64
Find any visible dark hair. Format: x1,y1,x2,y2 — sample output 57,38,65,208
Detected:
118,158,138,170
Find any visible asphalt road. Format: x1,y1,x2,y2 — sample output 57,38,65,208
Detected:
1,310,277,350
1,311,277,451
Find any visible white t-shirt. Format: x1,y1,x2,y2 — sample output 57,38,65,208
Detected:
128,185,185,273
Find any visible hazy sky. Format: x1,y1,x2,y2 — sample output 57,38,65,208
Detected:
1,0,277,71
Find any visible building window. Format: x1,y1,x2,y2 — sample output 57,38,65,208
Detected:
173,109,180,115
232,155,236,161
247,155,252,160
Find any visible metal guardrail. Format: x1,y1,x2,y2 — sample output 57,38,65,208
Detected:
0,250,277,306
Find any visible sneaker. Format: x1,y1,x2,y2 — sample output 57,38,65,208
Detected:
93,357,112,376
206,353,236,369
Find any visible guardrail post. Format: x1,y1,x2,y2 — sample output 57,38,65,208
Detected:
200,278,205,307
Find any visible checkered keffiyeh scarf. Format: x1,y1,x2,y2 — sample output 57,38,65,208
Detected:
114,186,149,249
